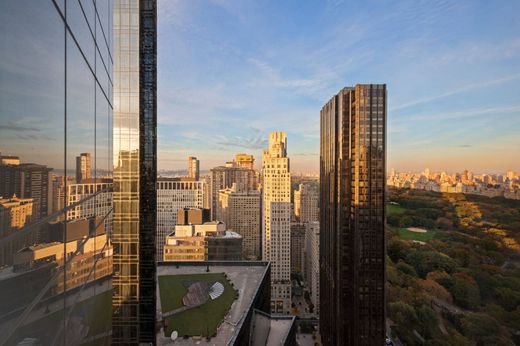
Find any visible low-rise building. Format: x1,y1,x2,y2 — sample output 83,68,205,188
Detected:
163,221,242,261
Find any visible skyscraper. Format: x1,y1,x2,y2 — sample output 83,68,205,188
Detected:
218,184,261,260
156,177,205,257
188,156,200,181
262,132,291,314
293,183,319,223
75,153,92,183
209,165,256,220
235,153,255,170
112,0,157,344
320,84,386,345
0,163,52,220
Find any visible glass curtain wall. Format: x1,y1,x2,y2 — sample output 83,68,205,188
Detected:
0,1,113,345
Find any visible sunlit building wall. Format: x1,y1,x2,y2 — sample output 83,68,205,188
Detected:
320,84,386,345
112,0,157,343
262,132,292,314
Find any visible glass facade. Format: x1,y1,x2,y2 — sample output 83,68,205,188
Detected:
112,0,157,344
0,1,113,344
320,84,386,345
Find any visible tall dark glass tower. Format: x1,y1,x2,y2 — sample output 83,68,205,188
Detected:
112,0,157,344
320,84,386,345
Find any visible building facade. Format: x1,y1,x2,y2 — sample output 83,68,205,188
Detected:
112,0,157,343
262,132,292,314
218,185,261,260
290,222,305,274
235,153,255,170
163,221,242,261
320,84,386,345
156,177,205,257
0,163,52,220
293,183,319,223
76,153,92,183
304,221,320,315
65,179,113,234
0,196,35,266
210,165,256,220
188,156,200,181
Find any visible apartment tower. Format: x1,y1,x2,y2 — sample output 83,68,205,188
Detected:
320,84,386,345
262,132,291,314
75,153,92,183
188,156,200,181
112,0,157,343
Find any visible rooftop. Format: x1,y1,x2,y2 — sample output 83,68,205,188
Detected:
156,261,269,345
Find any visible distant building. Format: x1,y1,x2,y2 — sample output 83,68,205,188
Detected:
0,196,35,266
262,132,291,314
12,218,111,295
320,84,386,344
210,165,256,220
156,177,205,257
304,221,320,315
177,207,210,226
75,153,91,183
293,183,319,223
0,154,20,166
235,153,255,170
65,178,113,234
188,156,200,181
219,184,261,260
290,223,305,273
163,221,242,261
0,163,52,220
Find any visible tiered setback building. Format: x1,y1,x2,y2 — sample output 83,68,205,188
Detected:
262,132,292,314
156,177,205,257
218,185,261,260
304,221,320,315
293,183,319,223
320,84,386,345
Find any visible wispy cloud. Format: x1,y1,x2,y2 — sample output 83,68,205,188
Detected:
0,124,41,132
391,73,520,111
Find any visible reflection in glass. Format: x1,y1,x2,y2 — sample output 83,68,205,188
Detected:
0,1,113,344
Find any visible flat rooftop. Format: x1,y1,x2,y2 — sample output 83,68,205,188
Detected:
156,261,269,345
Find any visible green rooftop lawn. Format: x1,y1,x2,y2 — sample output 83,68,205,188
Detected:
387,204,406,215
159,273,237,338
398,228,436,241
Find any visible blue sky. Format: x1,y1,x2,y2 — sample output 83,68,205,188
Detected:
0,1,518,174
157,0,520,173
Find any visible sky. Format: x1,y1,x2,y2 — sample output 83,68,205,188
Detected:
157,0,520,174
0,1,518,175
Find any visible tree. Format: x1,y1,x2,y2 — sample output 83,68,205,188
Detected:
494,287,520,311
460,312,514,346
416,305,438,339
396,261,417,277
407,251,458,278
448,277,481,310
